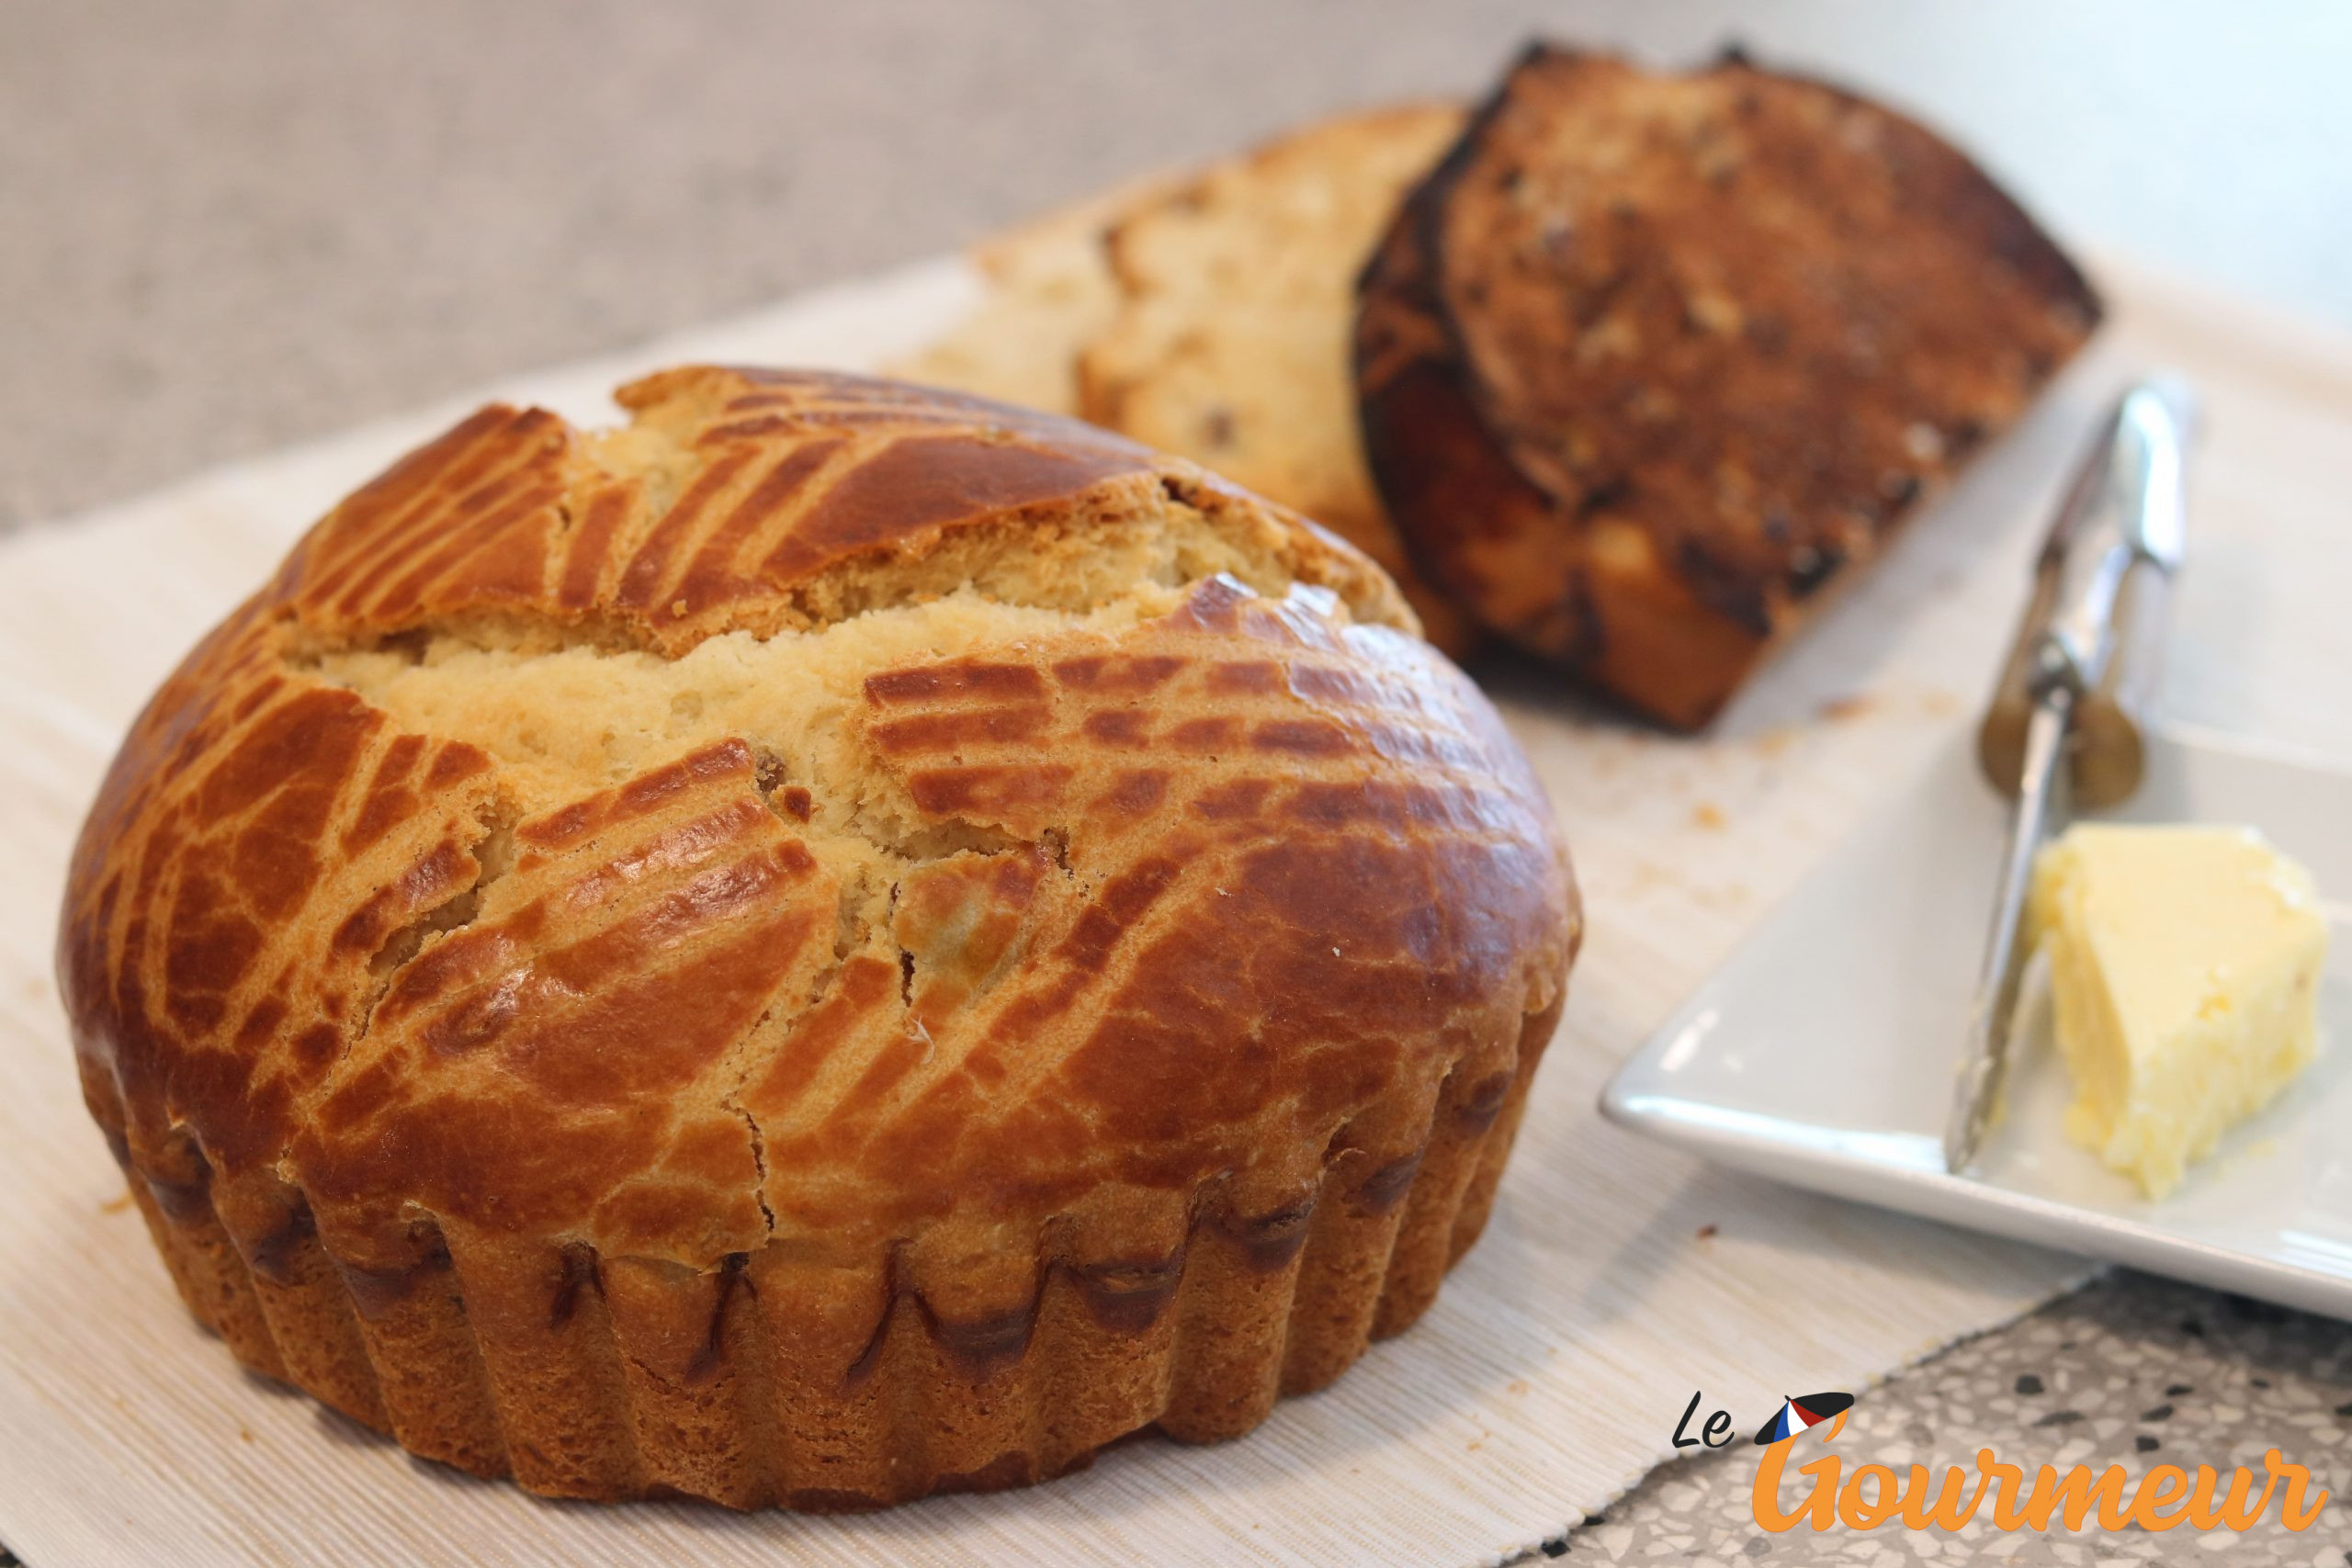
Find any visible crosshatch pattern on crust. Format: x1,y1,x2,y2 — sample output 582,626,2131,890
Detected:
59,368,1577,1507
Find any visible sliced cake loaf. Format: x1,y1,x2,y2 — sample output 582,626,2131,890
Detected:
1072,105,1475,653
1357,46,2102,727
893,175,1169,417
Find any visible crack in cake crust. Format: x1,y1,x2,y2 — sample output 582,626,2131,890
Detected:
58,367,1577,1507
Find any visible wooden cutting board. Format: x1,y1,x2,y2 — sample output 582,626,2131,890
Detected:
0,251,2343,1567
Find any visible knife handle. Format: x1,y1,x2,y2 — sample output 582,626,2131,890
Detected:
1978,378,2197,807
1979,557,2172,807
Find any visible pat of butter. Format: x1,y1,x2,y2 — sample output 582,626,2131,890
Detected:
2030,824,2327,1200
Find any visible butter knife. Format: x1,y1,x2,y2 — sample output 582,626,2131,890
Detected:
1942,377,2196,1176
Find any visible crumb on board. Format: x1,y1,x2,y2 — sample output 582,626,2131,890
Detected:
1696,1223,1720,1241
1690,802,1726,830
1818,692,1875,723
100,1191,134,1216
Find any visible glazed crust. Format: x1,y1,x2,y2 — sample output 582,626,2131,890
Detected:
1356,46,2103,729
58,367,1577,1507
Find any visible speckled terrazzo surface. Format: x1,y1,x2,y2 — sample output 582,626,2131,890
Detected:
8,4,2352,1563
1530,1273,2352,1563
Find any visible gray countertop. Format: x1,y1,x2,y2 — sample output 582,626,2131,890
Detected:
7,4,2351,1563
1535,1271,2352,1562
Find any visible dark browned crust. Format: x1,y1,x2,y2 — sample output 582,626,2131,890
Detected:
1356,44,2103,728
58,367,1577,1507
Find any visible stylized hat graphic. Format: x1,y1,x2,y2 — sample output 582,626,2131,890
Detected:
1753,1391,1855,1445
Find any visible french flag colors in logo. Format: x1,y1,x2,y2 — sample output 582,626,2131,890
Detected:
1753,1392,1855,1446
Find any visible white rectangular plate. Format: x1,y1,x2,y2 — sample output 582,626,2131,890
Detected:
1601,721,2352,1320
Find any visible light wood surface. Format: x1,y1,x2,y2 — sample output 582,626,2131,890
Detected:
1,246,2346,1565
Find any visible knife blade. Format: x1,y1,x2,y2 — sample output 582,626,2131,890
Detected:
1943,677,2072,1173
1942,376,2197,1176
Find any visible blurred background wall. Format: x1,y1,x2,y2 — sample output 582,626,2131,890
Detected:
4,0,2346,533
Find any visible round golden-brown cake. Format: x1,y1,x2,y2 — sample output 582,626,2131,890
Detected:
57,367,1577,1509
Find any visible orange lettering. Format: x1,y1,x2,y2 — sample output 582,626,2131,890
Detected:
1899,1462,1984,1530
1749,1439,1800,1532
2188,1464,2278,1529
1750,1440,1839,1532
2131,1464,2190,1529
2018,1464,2132,1530
1838,1463,1900,1529
2266,1449,2329,1530
1749,1428,2324,1537
1981,1451,2031,1529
